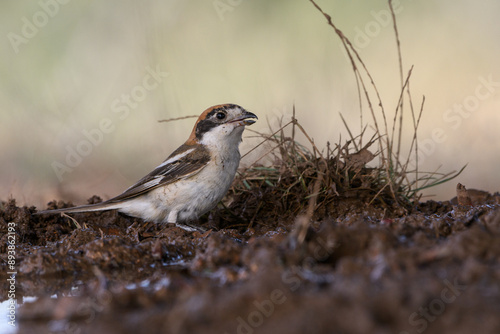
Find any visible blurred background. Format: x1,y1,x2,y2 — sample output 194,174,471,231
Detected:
1,0,499,208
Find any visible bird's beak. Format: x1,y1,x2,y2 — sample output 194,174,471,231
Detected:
232,111,258,126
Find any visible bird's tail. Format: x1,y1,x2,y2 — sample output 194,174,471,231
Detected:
35,201,123,215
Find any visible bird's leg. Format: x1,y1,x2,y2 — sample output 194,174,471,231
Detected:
156,210,179,237
166,210,178,225
166,209,206,232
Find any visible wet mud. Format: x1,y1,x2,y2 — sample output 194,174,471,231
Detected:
2,191,500,334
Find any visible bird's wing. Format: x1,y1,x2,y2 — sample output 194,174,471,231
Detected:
108,144,210,202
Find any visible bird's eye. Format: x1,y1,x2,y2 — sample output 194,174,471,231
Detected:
216,112,226,120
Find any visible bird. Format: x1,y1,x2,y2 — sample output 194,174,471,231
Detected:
36,104,257,232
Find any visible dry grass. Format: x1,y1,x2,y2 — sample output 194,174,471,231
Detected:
218,0,465,228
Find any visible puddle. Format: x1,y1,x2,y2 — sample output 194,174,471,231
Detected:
1,296,37,334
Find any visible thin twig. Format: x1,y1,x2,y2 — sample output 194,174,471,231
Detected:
241,120,294,160
158,115,198,123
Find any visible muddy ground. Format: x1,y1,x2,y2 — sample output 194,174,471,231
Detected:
2,189,500,334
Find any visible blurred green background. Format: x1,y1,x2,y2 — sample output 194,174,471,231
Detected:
1,0,499,208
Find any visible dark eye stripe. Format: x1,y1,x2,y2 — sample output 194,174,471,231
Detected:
195,104,241,139
195,119,218,140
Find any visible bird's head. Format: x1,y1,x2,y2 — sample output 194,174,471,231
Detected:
186,104,257,147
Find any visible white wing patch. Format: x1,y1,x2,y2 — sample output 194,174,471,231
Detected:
141,178,163,189
157,148,196,168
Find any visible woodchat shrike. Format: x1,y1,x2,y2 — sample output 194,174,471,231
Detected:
36,104,257,231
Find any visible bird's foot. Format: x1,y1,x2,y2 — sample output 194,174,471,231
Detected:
175,223,207,233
